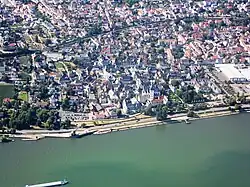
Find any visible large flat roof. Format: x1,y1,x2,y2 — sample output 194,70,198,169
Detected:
240,68,250,81
215,64,245,79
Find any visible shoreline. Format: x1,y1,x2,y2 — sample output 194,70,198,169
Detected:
5,107,249,140
92,110,243,135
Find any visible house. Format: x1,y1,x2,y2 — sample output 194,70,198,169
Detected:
122,98,142,114
39,72,46,80
120,75,134,84
150,86,161,100
89,111,108,120
138,89,151,104
0,61,5,72
43,52,63,62
91,103,103,112
88,93,96,102
100,95,110,106
107,108,118,118
146,95,168,107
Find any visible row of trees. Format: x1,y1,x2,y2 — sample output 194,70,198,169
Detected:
156,105,168,121
176,85,204,104
144,104,168,121
0,101,68,131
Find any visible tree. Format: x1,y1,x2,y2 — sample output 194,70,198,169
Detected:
44,39,52,46
73,58,80,66
15,110,30,130
187,110,196,117
238,93,246,104
172,46,184,59
161,107,168,120
176,89,183,97
126,0,139,7
21,102,30,111
88,24,102,36
144,107,154,116
61,119,71,129
234,104,241,111
0,96,62,130
37,109,49,123
156,105,168,121
171,79,180,87
37,85,49,100
35,35,40,43
47,117,54,129
116,109,122,117
236,92,240,98
156,110,163,121
228,97,236,106
62,97,70,110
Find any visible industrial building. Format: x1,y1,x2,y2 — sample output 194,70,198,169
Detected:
215,64,250,83
240,68,250,82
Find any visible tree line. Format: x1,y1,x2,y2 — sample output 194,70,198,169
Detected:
0,101,70,131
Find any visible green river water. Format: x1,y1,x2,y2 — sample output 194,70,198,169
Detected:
1,114,250,187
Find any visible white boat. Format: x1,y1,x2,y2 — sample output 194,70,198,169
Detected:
22,139,38,141
25,179,68,187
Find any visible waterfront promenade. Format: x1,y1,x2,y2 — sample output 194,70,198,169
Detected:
10,104,250,140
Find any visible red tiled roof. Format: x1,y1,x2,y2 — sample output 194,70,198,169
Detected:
8,43,16,47
3,98,11,103
152,96,164,103
212,55,218,60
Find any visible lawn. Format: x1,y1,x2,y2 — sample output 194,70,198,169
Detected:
55,62,65,70
0,84,15,104
18,91,28,102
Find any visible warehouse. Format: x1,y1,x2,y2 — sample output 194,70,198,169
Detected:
215,64,247,83
240,68,250,82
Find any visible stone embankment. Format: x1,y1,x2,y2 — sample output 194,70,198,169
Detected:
7,105,250,140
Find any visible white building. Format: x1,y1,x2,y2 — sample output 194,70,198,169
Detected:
42,52,63,62
239,68,250,82
215,64,247,83
0,0,16,7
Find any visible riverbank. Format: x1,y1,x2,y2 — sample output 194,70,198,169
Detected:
91,110,244,135
2,114,250,187
6,106,249,141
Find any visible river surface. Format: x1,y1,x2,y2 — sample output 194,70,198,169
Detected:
1,114,250,187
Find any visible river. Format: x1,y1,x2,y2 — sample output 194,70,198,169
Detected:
1,113,250,187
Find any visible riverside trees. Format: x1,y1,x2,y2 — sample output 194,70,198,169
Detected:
0,101,61,131
156,105,168,121
144,105,168,121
